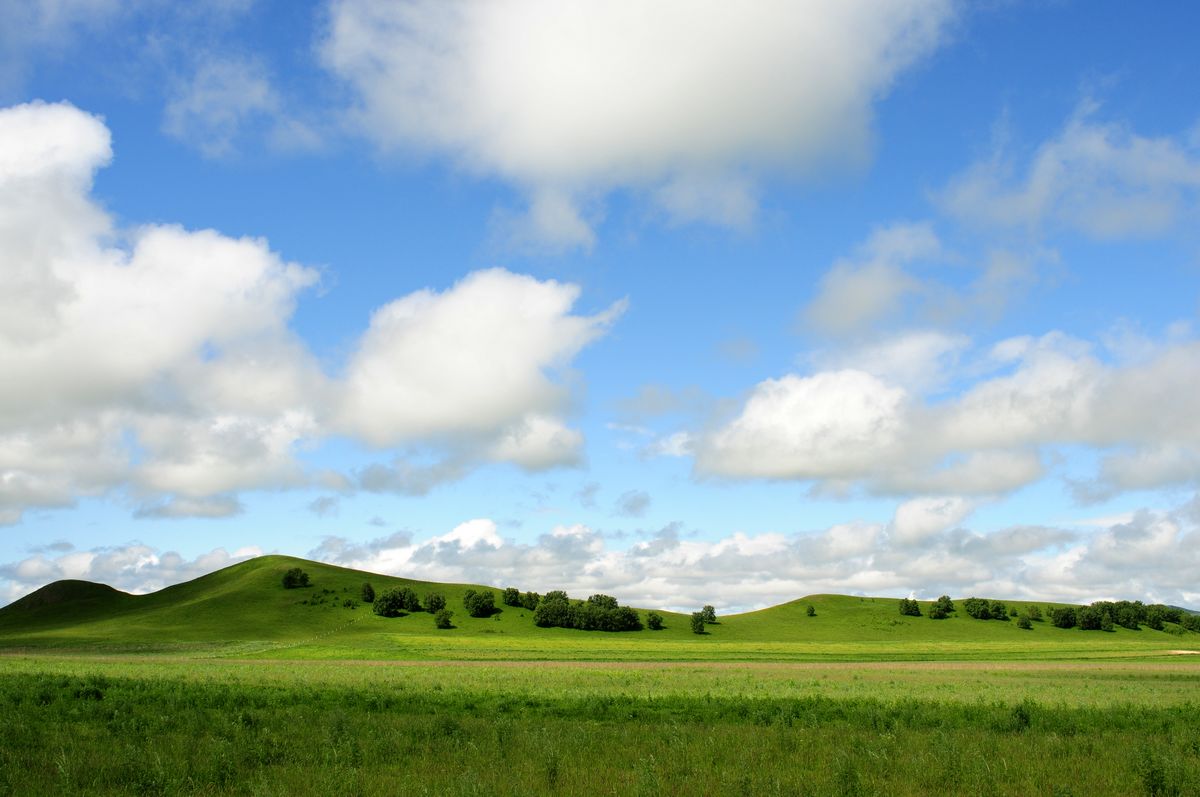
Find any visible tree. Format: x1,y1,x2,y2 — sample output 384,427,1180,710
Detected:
434,609,454,629
425,592,446,613
990,601,1009,621
1100,611,1114,632
962,597,991,620
899,598,921,617
282,568,310,589
647,612,664,630
1026,605,1042,622
1078,605,1102,631
463,589,495,618
1049,607,1077,629
927,603,948,620
503,587,521,607
690,612,706,634
373,589,406,617
701,605,717,624
806,605,817,617
397,587,422,613
934,595,955,615
534,592,572,628
360,582,375,603
1017,615,1032,630
520,591,540,611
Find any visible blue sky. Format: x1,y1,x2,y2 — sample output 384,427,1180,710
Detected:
2,1,1198,611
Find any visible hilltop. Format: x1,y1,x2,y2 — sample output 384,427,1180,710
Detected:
0,555,1195,661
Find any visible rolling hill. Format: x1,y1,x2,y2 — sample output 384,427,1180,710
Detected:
0,554,1195,660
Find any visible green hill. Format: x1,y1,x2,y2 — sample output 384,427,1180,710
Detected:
0,555,1195,661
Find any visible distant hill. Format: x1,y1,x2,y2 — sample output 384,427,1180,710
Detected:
0,555,1195,656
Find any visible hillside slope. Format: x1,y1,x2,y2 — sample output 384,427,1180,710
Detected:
0,555,1196,660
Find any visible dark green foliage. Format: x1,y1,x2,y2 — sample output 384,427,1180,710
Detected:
462,589,496,618
396,587,421,613
934,595,954,615
962,597,991,619
532,590,642,631
503,587,521,607
1026,604,1042,622
434,609,454,629
701,605,717,624
1078,605,1102,630
281,568,310,589
1100,612,1114,632
1182,614,1200,633
1009,605,1019,617
360,583,375,603
1050,607,1077,629
425,592,446,613
690,612,706,634
806,605,816,617
990,601,1009,621
1016,615,1032,630
898,598,921,617
520,591,540,611
927,603,948,620
646,612,664,630
373,589,406,618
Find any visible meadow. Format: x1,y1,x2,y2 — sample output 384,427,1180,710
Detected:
1,556,1197,795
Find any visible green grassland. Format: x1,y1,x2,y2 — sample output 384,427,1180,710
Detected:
1,555,1198,794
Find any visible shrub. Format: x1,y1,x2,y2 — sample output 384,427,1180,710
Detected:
646,612,664,630
899,598,921,617
360,582,375,603
934,595,955,615
1078,605,1102,631
1016,615,1032,630
990,601,1009,621
962,597,991,620
394,587,421,613
282,568,310,589
700,605,717,624
690,612,706,634
425,592,446,613
463,589,495,618
503,587,522,607
1026,604,1042,622
434,609,454,629
1049,606,1077,629
373,589,406,618
533,592,572,628
927,603,948,620
520,591,540,611
1100,612,1114,632
806,605,816,617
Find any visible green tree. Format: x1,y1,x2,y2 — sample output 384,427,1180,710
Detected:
373,589,406,618
360,582,375,603
1016,615,1032,630
282,568,310,589
425,592,446,613
690,612,706,634
434,609,454,629
933,595,955,615
806,605,816,617
503,587,521,607
463,589,495,618
520,591,540,611
700,605,717,624
899,598,921,617
1026,604,1042,622
646,611,664,630
1049,606,1077,629
962,597,991,619
990,601,1009,621
397,587,421,613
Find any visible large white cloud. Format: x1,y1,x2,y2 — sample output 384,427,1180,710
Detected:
321,0,955,248
694,330,1200,498
0,101,617,523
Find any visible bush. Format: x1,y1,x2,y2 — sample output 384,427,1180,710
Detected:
690,612,706,634
646,612,664,630
927,603,948,620
503,587,521,607
1049,606,1077,629
373,589,406,618
393,587,421,613
990,601,1009,621
701,605,717,624
520,591,540,611
1078,605,1102,631
934,595,955,615
962,597,991,620
360,583,375,603
1017,615,1032,630
463,589,495,618
806,605,816,617
1026,604,1042,622
282,568,310,589
425,592,446,613
434,609,454,629
899,598,921,617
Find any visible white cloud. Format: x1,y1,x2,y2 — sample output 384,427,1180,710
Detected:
695,329,1200,498
939,105,1200,238
321,0,954,247
0,101,617,523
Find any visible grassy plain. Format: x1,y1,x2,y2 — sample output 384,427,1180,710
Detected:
1,555,1198,794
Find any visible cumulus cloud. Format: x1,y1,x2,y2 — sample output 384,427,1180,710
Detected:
614,490,651,518
695,329,1200,498
0,101,618,523
321,0,955,247
938,105,1200,238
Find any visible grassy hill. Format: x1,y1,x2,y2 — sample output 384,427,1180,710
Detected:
0,554,1196,661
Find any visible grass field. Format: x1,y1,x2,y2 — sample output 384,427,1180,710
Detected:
1,555,1198,794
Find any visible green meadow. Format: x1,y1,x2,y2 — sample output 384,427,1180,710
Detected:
1,555,1197,794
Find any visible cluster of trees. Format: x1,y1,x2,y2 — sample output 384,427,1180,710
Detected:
502,587,541,611
281,568,310,589
1049,601,1200,632
368,585,449,622
962,597,1012,621
534,591,643,631
898,598,921,617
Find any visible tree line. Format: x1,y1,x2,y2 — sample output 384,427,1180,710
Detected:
899,593,1199,632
